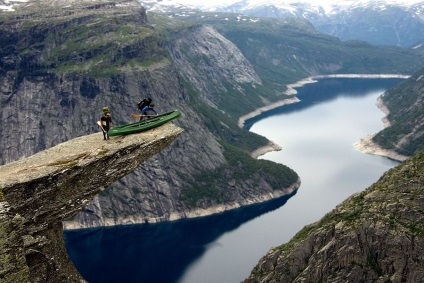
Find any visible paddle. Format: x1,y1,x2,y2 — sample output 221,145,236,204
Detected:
97,121,106,133
130,114,158,118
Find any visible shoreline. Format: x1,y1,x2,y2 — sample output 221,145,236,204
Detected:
238,96,300,128
241,73,410,160
63,180,301,230
285,73,409,96
353,96,408,162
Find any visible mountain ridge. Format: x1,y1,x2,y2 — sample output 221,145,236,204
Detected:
138,0,424,47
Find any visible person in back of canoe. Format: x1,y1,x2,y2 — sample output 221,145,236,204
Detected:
140,103,158,120
99,111,112,140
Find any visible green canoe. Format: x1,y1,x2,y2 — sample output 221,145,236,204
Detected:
108,110,181,137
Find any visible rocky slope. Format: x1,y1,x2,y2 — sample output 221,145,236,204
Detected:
0,123,183,282
244,149,424,283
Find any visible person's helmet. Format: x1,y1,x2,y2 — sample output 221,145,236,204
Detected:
102,106,110,115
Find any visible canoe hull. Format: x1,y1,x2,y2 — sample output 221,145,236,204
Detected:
108,110,181,137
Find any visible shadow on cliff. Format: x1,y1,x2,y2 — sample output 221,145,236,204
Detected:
64,191,296,283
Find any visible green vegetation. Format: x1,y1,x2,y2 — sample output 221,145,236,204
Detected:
373,68,424,156
181,77,271,152
223,143,298,188
179,173,223,208
42,20,166,76
407,222,424,237
0,6,170,78
180,143,298,208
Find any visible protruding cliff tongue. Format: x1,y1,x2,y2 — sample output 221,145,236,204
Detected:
0,123,183,282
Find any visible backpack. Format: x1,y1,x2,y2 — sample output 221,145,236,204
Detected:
137,98,152,111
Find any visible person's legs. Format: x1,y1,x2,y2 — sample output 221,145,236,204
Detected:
105,126,110,140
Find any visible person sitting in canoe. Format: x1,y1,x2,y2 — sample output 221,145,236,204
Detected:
140,103,158,120
98,108,113,140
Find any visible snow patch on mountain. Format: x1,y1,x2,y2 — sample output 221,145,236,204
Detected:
0,0,28,11
138,0,424,15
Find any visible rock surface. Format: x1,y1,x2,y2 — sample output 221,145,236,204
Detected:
0,123,183,282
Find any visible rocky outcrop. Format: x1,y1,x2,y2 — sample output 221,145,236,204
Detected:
244,149,424,283
0,123,183,282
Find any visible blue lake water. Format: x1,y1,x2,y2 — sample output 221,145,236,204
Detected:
64,77,403,283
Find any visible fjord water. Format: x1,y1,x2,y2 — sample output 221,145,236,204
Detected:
64,78,403,283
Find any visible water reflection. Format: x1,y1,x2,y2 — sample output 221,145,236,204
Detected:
64,191,296,283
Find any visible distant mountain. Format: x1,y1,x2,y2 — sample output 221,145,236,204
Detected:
138,0,424,47
309,1,424,48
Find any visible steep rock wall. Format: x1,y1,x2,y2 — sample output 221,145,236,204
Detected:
169,24,262,107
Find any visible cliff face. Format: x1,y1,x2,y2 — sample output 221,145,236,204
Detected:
169,24,262,105
0,123,183,282
244,149,424,283
0,0,299,229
